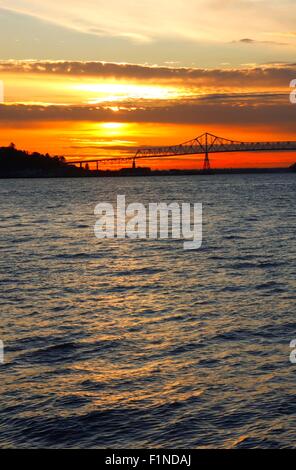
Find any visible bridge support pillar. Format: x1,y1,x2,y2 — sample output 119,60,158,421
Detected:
132,158,136,169
203,151,211,171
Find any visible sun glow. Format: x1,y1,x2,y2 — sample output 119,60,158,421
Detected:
101,122,124,129
98,122,129,136
72,82,182,103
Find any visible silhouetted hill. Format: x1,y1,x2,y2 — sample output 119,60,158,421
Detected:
0,143,87,177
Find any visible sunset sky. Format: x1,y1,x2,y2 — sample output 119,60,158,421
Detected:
0,0,295,168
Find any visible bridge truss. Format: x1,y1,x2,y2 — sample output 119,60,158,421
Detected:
66,132,296,170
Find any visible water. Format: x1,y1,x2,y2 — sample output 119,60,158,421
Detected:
0,173,295,449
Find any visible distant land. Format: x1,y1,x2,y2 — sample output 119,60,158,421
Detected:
0,143,295,178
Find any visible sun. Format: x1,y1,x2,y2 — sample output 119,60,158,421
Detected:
101,122,124,130
98,122,129,137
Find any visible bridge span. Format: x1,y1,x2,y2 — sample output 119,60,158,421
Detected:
65,132,296,170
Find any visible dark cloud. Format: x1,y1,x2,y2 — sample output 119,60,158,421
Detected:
234,38,290,46
0,60,296,87
0,93,294,131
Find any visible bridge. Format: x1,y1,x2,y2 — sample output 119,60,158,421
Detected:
65,132,296,171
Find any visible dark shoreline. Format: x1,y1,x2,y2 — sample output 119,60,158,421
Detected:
0,167,295,179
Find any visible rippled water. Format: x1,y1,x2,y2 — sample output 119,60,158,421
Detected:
1,174,295,448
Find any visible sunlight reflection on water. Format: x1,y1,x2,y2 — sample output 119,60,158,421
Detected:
0,173,295,448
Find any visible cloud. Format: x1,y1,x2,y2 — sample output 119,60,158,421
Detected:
1,58,294,133
1,60,296,88
0,0,295,44
0,93,294,131
234,38,290,46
